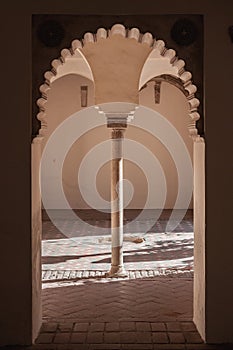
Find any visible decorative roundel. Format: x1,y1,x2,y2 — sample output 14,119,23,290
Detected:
37,20,65,47
171,18,198,46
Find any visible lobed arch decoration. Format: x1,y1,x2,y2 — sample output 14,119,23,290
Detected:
32,24,205,341
36,47,94,138
138,41,201,140
35,23,202,142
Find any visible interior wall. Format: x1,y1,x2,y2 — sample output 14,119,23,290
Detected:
31,138,43,340
1,1,233,346
43,76,192,210
43,74,95,135
81,35,152,104
204,8,233,342
139,80,193,208
193,139,205,340
0,12,32,346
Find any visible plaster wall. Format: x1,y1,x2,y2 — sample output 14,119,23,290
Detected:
31,138,43,340
81,35,152,104
193,139,205,340
43,75,192,209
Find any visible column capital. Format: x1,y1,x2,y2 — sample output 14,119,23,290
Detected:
106,113,131,128
111,128,125,139
95,102,138,128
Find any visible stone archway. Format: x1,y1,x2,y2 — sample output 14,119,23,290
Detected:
36,23,201,140
32,23,205,340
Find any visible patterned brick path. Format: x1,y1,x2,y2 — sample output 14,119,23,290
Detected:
42,275,193,323
26,211,232,349
31,319,232,350
33,320,229,350
42,211,194,324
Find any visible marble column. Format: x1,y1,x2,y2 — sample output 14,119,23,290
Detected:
106,127,127,277
95,103,137,277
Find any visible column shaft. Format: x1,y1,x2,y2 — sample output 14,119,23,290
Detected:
107,128,127,277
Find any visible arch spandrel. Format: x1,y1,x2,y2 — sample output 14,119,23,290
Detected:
81,35,152,104
35,23,202,140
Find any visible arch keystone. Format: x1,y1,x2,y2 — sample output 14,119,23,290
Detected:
110,24,126,37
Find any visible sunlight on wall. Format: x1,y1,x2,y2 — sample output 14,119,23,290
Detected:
42,75,192,209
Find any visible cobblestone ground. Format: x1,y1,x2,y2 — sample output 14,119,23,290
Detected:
30,212,232,349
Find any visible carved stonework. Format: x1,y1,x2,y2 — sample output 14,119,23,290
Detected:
95,102,137,130
111,129,125,139
36,23,201,140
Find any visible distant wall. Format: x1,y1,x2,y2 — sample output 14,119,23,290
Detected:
43,76,192,209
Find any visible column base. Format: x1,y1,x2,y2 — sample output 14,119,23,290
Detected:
105,265,128,278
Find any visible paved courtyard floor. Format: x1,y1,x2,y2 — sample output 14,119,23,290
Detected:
25,210,232,349
42,210,194,324
42,209,194,273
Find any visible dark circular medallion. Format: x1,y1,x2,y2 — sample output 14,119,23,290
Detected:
37,20,65,47
171,18,198,46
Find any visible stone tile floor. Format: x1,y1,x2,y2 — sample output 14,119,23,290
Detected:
3,211,230,349
42,210,194,272
32,320,231,350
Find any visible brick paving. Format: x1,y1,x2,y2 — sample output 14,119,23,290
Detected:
26,321,232,349
42,275,193,323
23,211,231,349
42,211,194,324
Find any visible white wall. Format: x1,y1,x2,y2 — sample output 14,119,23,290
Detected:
43,76,193,209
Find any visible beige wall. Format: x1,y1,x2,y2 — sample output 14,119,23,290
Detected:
43,77,192,210
31,137,43,340
43,74,95,134
81,35,152,104
139,80,193,209
1,0,233,346
193,139,205,340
